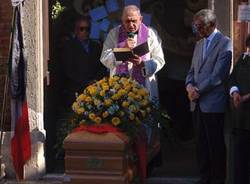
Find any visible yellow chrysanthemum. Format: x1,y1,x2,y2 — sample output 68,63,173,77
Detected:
100,90,106,97
94,99,101,106
89,113,96,120
112,117,121,126
124,85,131,91
87,86,97,96
76,107,85,115
122,101,129,108
76,94,86,102
98,78,106,84
113,83,121,90
72,102,78,111
120,77,128,83
102,111,109,118
111,94,120,100
94,117,102,124
108,77,115,85
85,96,92,102
135,94,142,101
104,99,112,106
113,76,120,81
102,85,109,91
117,89,126,96
128,92,135,98
138,88,148,96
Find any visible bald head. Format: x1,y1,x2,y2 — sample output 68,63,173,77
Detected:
121,5,142,33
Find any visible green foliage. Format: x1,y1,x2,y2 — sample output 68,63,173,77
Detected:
52,1,66,20
54,112,80,157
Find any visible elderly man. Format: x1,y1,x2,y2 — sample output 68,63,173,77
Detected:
100,5,165,101
185,9,232,184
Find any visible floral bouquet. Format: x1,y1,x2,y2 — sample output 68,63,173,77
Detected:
71,75,152,135
56,75,171,180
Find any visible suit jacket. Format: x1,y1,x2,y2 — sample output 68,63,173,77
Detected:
59,38,106,106
186,31,232,112
228,54,250,130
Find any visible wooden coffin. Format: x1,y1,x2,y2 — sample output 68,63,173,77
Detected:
63,131,133,184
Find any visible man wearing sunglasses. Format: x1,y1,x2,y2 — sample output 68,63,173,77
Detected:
185,9,232,184
60,16,106,109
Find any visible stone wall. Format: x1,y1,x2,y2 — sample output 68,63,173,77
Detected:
0,0,12,131
2,0,46,179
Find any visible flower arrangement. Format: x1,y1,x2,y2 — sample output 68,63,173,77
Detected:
71,75,152,135
55,75,172,159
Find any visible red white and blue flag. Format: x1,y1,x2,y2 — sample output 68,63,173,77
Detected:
9,4,31,180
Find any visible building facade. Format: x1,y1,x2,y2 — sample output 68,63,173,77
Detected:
0,0,242,179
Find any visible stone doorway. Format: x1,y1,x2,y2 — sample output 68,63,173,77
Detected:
43,0,232,180
0,0,233,180
44,0,204,176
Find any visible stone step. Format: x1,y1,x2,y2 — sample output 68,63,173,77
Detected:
0,175,199,184
146,177,198,184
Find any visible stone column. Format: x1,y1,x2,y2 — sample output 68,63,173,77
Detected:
208,0,233,37
208,1,234,184
2,0,46,179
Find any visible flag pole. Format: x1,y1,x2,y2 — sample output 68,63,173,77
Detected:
0,5,17,180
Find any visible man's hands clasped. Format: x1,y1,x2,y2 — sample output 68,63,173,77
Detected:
186,85,200,102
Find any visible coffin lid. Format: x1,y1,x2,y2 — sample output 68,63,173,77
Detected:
63,131,129,151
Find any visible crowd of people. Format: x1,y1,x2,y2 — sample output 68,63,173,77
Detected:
57,4,249,184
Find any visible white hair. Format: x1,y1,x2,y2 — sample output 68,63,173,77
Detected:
122,5,141,18
194,9,217,26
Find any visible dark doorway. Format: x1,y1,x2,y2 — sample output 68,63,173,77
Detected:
44,0,207,177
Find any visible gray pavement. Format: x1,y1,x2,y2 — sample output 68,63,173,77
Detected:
0,177,199,184
0,132,199,184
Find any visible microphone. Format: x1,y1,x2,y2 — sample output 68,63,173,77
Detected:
127,32,136,38
127,32,136,49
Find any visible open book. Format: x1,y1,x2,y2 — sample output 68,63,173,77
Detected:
113,41,149,61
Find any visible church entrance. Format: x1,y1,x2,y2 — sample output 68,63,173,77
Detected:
44,0,206,178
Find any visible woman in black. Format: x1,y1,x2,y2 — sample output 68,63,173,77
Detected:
229,34,250,184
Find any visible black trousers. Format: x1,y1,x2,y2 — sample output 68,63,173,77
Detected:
159,78,193,140
193,106,226,184
232,128,250,184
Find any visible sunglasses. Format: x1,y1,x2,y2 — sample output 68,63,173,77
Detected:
79,26,90,32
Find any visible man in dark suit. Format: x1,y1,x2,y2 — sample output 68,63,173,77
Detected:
185,9,232,184
60,16,106,109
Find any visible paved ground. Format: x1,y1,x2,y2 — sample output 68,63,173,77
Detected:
0,137,199,184
0,177,199,184
0,181,61,184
